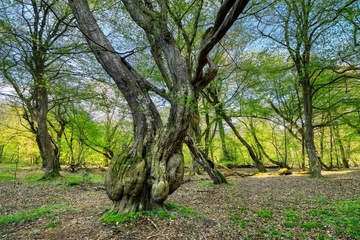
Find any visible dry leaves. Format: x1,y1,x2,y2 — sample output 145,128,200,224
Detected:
0,169,359,239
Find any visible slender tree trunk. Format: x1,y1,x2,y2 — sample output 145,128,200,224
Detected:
223,116,266,172
333,125,350,168
185,137,227,184
206,89,266,172
218,118,233,162
0,145,4,163
301,80,321,177
188,104,202,175
36,87,61,179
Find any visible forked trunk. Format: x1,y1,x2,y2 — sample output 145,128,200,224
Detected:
70,0,250,213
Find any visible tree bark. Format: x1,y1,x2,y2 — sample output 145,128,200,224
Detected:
301,79,322,177
35,86,61,179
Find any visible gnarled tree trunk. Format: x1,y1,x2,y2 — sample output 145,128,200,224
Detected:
70,0,249,213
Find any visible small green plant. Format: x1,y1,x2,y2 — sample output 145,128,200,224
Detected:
283,211,300,228
230,214,247,228
283,221,296,228
197,181,216,187
301,221,323,229
81,170,92,183
257,209,272,218
284,211,300,221
238,206,248,211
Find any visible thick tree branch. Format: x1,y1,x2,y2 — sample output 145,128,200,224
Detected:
192,0,250,94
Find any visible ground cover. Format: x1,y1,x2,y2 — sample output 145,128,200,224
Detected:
0,165,359,239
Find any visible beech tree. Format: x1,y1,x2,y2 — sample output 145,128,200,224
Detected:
0,0,78,178
69,0,250,213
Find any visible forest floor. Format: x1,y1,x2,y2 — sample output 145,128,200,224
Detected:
0,166,359,240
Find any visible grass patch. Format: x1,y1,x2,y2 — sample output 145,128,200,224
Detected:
280,196,360,238
0,173,15,182
300,221,323,229
257,209,272,218
230,214,248,228
165,202,200,217
306,197,360,238
197,181,216,187
283,211,300,228
23,172,45,182
0,163,35,172
0,164,106,185
0,204,76,225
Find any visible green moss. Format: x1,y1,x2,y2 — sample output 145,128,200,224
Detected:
100,211,142,224
39,170,61,180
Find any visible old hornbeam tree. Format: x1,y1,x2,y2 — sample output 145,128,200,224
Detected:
69,0,249,213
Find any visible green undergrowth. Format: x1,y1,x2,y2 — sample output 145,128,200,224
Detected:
0,204,76,225
0,164,106,186
100,202,201,225
230,196,360,239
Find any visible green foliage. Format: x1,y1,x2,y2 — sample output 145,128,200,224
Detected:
0,204,75,225
257,209,272,218
283,211,300,228
300,221,323,229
